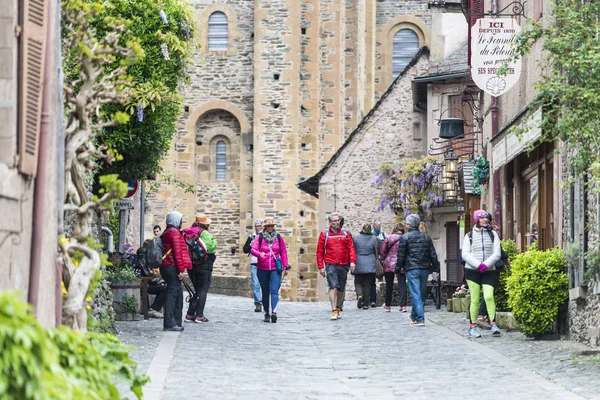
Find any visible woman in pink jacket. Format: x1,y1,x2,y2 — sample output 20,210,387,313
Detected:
379,223,406,312
250,217,289,323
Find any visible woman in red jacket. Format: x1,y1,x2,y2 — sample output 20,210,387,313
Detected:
250,217,289,323
160,211,192,331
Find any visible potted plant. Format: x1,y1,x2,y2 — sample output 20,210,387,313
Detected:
472,155,489,195
453,285,469,313
506,247,568,339
106,256,141,321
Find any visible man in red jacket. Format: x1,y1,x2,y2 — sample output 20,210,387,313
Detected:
317,213,357,320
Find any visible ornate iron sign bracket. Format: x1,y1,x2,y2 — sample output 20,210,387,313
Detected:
466,0,527,18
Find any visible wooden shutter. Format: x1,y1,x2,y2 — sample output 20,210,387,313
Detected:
18,0,48,176
445,222,462,283
208,12,228,51
392,29,419,78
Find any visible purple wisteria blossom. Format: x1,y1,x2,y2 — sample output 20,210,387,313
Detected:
159,10,168,24
137,104,144,122
161,43,170,60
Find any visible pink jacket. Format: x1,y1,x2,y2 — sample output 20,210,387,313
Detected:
379,232,403,273
250,232,289,271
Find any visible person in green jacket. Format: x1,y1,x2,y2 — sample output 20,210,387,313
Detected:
184,213,218,323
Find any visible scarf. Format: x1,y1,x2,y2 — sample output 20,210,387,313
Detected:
262,229,278,245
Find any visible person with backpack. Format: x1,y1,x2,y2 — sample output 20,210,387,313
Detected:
250,217,289,323
137,240,166,318
475,216,510,329
352,224,378,310
243,219,264,312
316,212,356,321
183,213,218,324
395,214,439,326
160,211,192,332
379,223,406,312
462,209,502,338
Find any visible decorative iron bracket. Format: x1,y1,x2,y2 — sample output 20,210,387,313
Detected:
467,1,527,18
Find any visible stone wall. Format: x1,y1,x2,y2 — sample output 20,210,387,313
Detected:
318,53,430,299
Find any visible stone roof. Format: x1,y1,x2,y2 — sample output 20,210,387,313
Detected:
425,42,469,77
296,47,431,198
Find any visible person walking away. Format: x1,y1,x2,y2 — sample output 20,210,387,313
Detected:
250,217,289,323
370,222,386,307
243,219,264,312
160,211,192,331
316,213,356,320
395,214,439,326
379,223,406,312
462,210,502,337
353,224,377,310
183,213,218,324
418,222,427,233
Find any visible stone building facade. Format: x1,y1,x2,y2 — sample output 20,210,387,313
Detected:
146,0,444,301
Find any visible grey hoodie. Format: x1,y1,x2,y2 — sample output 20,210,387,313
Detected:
166,211,183,229
462,225,501,271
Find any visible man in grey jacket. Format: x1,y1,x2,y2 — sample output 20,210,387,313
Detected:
395,214,439,326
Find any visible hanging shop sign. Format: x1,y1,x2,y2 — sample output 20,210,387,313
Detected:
470,18,522,97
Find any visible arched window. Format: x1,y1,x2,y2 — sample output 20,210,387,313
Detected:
215,140,227,180
208,12,228,51
392,29,420,78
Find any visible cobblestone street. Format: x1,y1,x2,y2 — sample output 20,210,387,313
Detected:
118,295,600,400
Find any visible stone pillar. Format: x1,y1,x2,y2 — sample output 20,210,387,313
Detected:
253,0,301,301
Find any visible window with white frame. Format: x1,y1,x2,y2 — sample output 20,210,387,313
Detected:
208,12,228,51
392,29,420,79
216,140,227,180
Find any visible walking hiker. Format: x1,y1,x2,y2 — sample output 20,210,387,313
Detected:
160,211,192,332
395,214,440,326
316,213,356,321
379,223,406,312
243,219,264,312
462,210,502,338
250,217,289,323
183,213,217,324
370,222,386,307
352,224,378,310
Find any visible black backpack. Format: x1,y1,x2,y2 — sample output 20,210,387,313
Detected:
461,230,507,270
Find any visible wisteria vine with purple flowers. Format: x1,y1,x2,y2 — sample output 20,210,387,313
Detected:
372,156,444,221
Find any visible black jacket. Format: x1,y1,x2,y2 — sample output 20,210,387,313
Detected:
395,227,440,273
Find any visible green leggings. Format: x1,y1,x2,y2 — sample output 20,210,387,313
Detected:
466,280,496,323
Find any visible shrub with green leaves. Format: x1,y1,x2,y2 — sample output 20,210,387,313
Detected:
506,247,568,337
495,239,520,312
0,291,148,399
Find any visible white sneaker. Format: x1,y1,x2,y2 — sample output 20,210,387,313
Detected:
148,309,164,318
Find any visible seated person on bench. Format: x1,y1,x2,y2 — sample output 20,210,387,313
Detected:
138,240,167,319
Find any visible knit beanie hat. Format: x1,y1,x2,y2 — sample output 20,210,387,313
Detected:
473,209,488,224
406,214,421,227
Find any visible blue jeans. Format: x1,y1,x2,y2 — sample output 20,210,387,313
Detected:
407,269,429,323
250,264,262,303
257,269,282,314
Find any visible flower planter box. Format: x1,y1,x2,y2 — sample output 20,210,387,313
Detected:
110,280,141,318
115,312,141,321
453,298,462,313
496,311,520,330
461,296,470,312
446,299,453,312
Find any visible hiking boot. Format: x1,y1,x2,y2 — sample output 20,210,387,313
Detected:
254,302,262,313
194,316,209,323
370,302,377,308
271,313,277,323
468,326,482,338
148,309,164,319
384,306,391,312
330,309,339,320
491,323,501,336
400,306,407,313
163,326,184,332
476,315,491,330
357,295,364,309
335,308,342,319
264,313,271,322
184,314,195,323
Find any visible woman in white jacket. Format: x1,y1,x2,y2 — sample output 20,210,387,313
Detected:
462,209,501,338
